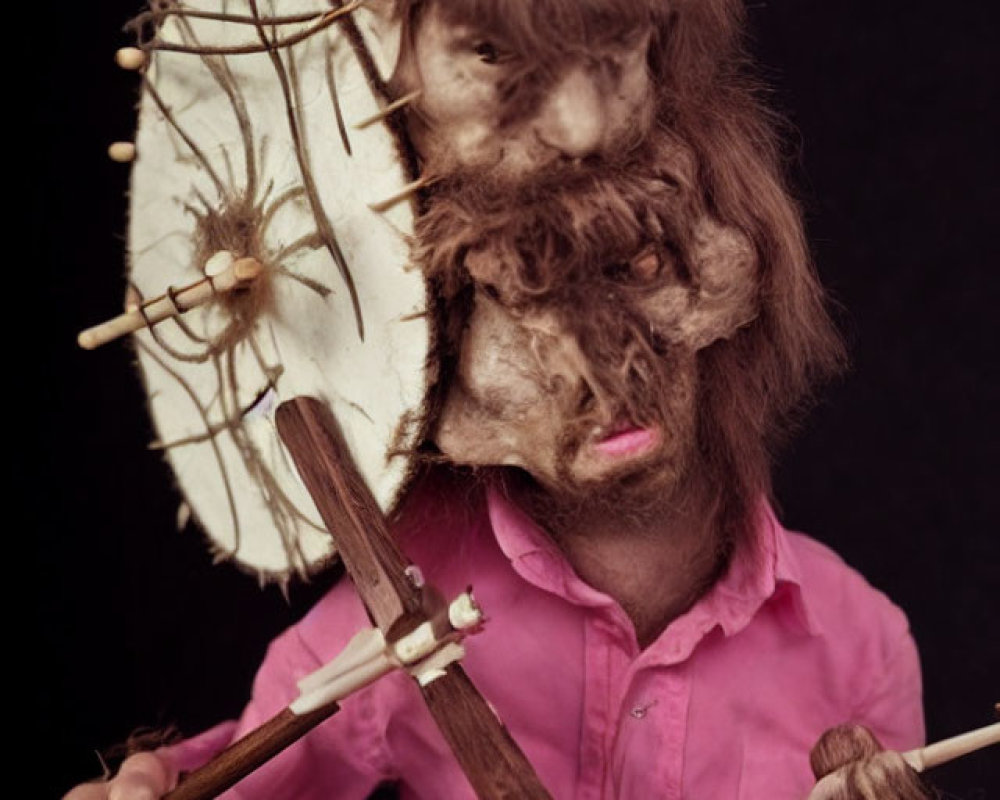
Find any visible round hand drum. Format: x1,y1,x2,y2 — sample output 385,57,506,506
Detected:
125,1,429,580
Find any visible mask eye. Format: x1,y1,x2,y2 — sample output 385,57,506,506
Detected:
603,247,675,286
630,249,663,282
473,40,502,64
480,282,502,302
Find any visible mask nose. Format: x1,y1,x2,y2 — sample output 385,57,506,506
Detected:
534,65,608,160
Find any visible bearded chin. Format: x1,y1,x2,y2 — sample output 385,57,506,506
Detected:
517,439,705,535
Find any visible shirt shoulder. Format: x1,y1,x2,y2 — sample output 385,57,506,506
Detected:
780,529,924,748
784,530,910,645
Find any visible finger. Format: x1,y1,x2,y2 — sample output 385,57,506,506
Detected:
63,781,109,800
107,752,176,800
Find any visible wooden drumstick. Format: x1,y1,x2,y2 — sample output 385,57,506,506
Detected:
165,705,340,800
902,722,1000,772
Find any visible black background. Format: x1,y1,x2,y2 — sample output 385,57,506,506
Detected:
31,1,998,797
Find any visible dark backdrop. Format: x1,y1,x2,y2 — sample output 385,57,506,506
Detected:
30,2,998,797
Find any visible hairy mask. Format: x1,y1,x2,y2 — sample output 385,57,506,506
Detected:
396,0,844,539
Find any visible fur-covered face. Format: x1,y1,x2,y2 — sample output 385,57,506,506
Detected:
418,134,759,499
393,0,655,182
396,0,844,527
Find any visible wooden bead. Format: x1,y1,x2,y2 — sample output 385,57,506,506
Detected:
115,47,146,71
108,142,136,163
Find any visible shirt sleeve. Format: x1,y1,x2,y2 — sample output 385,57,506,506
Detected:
852,623,926,752
161,582,392,800
158,719,241,775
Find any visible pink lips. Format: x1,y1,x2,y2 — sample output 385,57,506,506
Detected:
593,425,660,458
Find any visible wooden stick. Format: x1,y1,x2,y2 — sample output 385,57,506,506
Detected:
276,398,552,799
902,722,1000,772
275,397,425,638
353,89,421,129
367,176,434,213
164,704,340,800
421,664,553,799
77,256,263,350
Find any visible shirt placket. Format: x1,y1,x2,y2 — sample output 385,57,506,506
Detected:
578,605,696,800
578,614,619,800
604,650,690,800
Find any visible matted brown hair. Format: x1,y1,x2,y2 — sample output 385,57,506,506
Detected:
650,0,846,533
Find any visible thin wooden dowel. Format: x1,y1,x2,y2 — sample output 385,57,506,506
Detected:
77,256,263,350
353,90,421,129
902,722,1000,772
367,176,433,213
164,703,339,800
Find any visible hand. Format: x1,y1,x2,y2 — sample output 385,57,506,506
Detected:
806,724,933,800
64,752,178,800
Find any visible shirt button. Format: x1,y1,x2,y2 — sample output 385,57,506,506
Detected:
630,699,658,719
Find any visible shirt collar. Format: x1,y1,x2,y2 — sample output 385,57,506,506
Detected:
484,484,822,644
485,482,616,609
712,501,822,638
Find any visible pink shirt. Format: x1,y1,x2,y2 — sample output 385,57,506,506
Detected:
165,480,924,799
